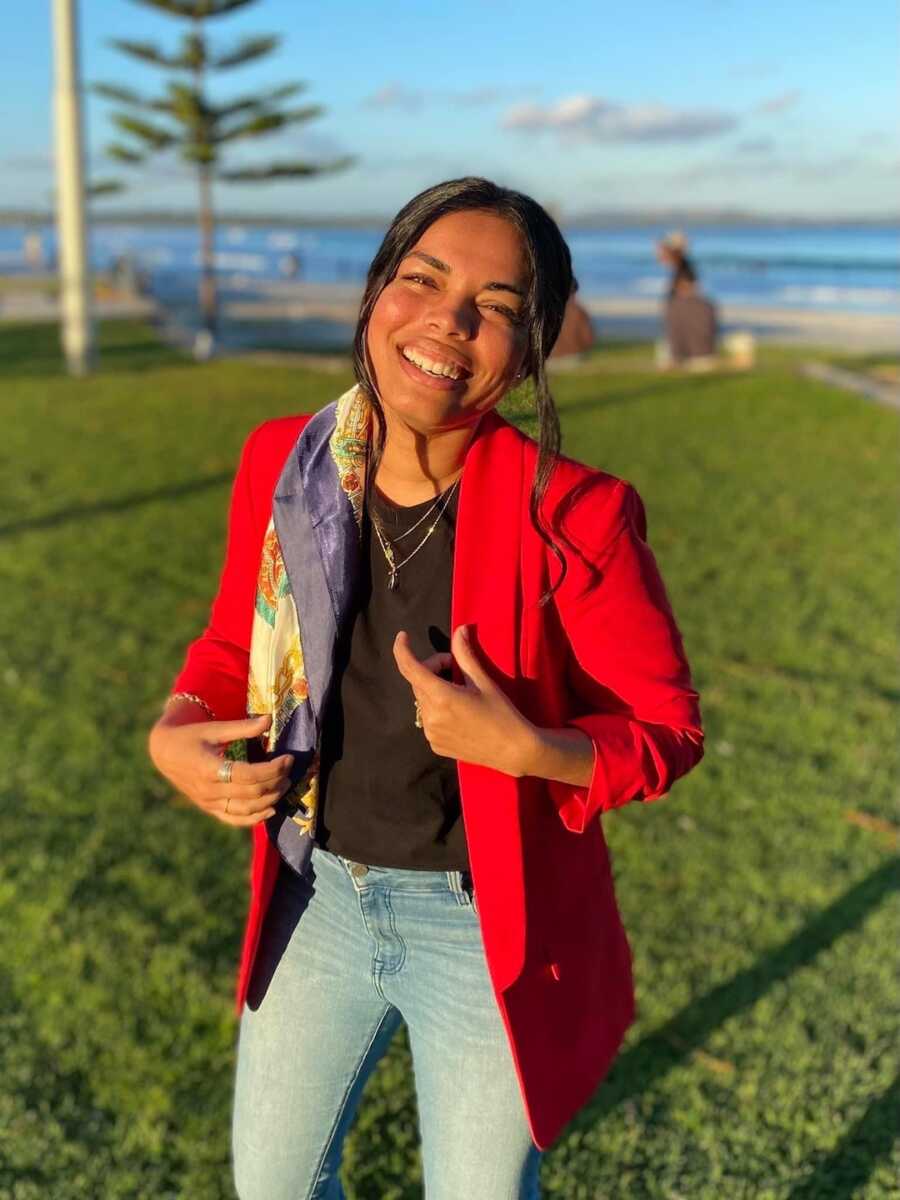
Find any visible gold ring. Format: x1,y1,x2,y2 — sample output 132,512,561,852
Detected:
217,759,233,785
414,700,423,729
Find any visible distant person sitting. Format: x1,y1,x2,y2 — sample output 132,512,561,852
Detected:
24,230,45,271
110,253,148,296
655,232,718,369
549,277,595,366
665,273,718,367
279,252,303,279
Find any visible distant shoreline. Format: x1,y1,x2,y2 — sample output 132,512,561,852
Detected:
1,277,896,351
216,284,900,352
2,209,899,231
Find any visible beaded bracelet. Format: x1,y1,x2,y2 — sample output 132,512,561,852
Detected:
164,691,216,721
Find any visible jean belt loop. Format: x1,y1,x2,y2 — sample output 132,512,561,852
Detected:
459,869,476,911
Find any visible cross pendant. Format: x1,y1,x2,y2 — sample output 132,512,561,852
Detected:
388,568,398,590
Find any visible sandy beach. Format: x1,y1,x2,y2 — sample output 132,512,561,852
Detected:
2,276,897,354
221,282,899,353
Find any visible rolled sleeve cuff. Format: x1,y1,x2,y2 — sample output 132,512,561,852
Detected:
547,714,648,833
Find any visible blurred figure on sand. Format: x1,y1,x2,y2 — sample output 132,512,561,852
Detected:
24,230,46,271
549,277,595,368
655,231,719,370
279,252,303,279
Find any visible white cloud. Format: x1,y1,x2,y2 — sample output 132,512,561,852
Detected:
362,83,424,111
755,90,802,115
671,152,868,184
454,87,507,106
501,95,737,142
362,83,540,112
735,137,776,154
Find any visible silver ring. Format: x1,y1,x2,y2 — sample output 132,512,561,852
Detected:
217,759,233,785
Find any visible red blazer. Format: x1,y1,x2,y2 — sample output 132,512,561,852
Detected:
172,407,703,1148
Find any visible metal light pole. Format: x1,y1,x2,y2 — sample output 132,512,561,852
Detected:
52,0,95,375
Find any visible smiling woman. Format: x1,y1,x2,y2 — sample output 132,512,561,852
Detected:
366,209,531,500
148,176,704,1198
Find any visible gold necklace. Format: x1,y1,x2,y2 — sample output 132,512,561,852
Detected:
370,477,460,590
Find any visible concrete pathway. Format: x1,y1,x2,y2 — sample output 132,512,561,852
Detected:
800,361,900,410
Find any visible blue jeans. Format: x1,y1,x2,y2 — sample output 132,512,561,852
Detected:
232,846,542,1199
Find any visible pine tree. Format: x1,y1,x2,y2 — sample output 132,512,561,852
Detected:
93,0,351,340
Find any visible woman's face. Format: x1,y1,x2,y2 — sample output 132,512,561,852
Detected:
366,209,530,435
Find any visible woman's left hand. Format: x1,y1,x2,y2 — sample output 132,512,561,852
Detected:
392,625,538,777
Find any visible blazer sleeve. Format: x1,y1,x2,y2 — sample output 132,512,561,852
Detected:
169,425,265,721
548,478,704,832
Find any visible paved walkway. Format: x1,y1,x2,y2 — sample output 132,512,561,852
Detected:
2,276,897,357
0,290,157,323
223,283,900,353
800,361,900,410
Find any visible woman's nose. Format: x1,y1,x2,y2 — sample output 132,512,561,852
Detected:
426,294,476,339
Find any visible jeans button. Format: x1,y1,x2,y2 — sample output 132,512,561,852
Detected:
350,863,369,879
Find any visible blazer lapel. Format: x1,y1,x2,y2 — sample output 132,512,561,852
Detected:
453,411,529,990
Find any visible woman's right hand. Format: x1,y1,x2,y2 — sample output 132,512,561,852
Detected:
148,712,295,827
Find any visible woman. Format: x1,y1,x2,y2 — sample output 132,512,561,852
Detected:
548,277,594,364
654,231,718,367
149,178,704,1199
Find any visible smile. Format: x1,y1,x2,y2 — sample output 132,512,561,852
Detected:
399,345,471,383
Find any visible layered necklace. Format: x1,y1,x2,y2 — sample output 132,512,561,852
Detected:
369,477,461,590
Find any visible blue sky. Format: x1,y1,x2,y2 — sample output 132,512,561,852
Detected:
3,0,897,218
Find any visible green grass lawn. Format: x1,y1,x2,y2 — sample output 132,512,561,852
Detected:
0,321,897,1199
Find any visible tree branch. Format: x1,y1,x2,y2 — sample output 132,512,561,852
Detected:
211,84,304,123
212,35,280,70
125,0,256,19
91,82,148,107
105,143,147,164
219,156,354,182
217,104,323,144
111,113,177,149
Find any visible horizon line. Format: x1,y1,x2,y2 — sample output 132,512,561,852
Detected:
2,207,899,229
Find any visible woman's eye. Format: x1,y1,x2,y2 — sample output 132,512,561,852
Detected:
483,302,521,323
402,273,436,287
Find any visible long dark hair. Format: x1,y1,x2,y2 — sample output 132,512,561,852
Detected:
352,177,574,600
667,251,698,299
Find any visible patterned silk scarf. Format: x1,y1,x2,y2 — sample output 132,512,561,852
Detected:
246,385,370,868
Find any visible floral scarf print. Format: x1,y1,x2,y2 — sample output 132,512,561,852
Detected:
245,386,368,861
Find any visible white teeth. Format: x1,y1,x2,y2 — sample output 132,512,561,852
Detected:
402,347,464,380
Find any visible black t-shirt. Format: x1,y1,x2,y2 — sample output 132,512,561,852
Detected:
315,482,468,870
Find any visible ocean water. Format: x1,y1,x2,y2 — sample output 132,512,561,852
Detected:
1,221,897,314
